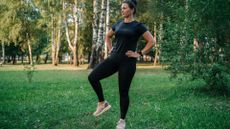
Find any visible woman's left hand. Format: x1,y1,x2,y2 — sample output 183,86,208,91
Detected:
125,50,140,58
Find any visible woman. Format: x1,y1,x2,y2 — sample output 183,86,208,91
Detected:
88,0,155,128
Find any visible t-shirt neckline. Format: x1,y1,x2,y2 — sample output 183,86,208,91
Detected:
123,20,136,24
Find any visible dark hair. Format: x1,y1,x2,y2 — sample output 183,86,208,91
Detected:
122,0,137,14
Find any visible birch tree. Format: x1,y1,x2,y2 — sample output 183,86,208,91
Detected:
34,0,63,65
64,0,80,66
0,0,9,64
96,0,106,63
88,0,100,68
51,8,62,66
104,0,110,58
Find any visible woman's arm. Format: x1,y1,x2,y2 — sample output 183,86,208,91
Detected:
126,31,155,58
140,31,155,55
105,29,115,52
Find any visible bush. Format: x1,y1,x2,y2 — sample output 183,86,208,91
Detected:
205,63,230,91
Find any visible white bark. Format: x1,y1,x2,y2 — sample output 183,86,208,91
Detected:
96,0,106,48
96,0,106,63
64,0,79,66
88,0,100,68
73,0,79,66
65,20,73,50
51,10,62,66
73,3,78,47
104,0,110,58
92,0,99,46
51,15,56,66
55,17,61,65
27,33,33,65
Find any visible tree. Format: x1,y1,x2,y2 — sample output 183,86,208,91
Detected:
0,0,9,64
51,1,62,66
0,42,5,63
104,0,110,58
160,0,230,91
64,0,81,66
88,0,100,68
34,0,64,66
0,0,43,65
78,0,93,64
96,0,106,62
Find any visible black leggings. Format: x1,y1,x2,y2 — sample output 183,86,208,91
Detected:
88,54,136,119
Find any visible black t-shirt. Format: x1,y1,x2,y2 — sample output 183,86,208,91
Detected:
111,20,148,55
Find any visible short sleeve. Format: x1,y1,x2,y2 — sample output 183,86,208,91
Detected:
112,20,122,32
112,23,116,31
137,23,148,36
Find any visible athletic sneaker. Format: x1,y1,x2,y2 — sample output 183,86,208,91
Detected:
116,119,126,129
93,101,111,117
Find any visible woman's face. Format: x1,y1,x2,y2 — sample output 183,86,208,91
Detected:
121,3,134,18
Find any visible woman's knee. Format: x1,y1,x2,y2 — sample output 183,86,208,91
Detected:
88,72,99,83
88,73,94,82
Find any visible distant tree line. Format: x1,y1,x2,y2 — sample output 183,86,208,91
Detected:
0,0,229,90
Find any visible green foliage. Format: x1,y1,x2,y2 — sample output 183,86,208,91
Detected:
159,0,230,91
79,0,93,56
206,63,230,91
0,0,229,91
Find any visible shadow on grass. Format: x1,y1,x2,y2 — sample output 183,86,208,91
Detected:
175,77,230,97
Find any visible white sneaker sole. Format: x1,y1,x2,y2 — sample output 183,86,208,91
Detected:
93,104,111,117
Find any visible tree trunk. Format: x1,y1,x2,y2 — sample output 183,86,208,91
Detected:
55,29,60,65
153,24,158,66
12,55,16,65
193,37,198,64
88,0,99,69
21,54,24,64
73,47,77,66
27,33,33,65
1,42,5,64
51,15,56,66
36,55,39,63
55,16,62,65
96,0,106,63
64,0,79,66
158,13,164,65
73,0,79,66
104,0,110,58
44,53,48,64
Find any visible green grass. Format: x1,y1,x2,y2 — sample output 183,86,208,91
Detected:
0,69,229,129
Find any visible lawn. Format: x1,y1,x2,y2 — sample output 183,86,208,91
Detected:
0,68,229,129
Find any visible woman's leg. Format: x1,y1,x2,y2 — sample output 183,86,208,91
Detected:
118,59,136,119
88,57,118,102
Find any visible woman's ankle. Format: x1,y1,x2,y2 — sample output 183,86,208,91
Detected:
98,101,105,106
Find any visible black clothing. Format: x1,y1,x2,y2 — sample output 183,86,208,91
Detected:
88,55,136,119
88,20,147,119
111,20,147,55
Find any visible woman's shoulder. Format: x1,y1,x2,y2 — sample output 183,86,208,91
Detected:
133,21,147,28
